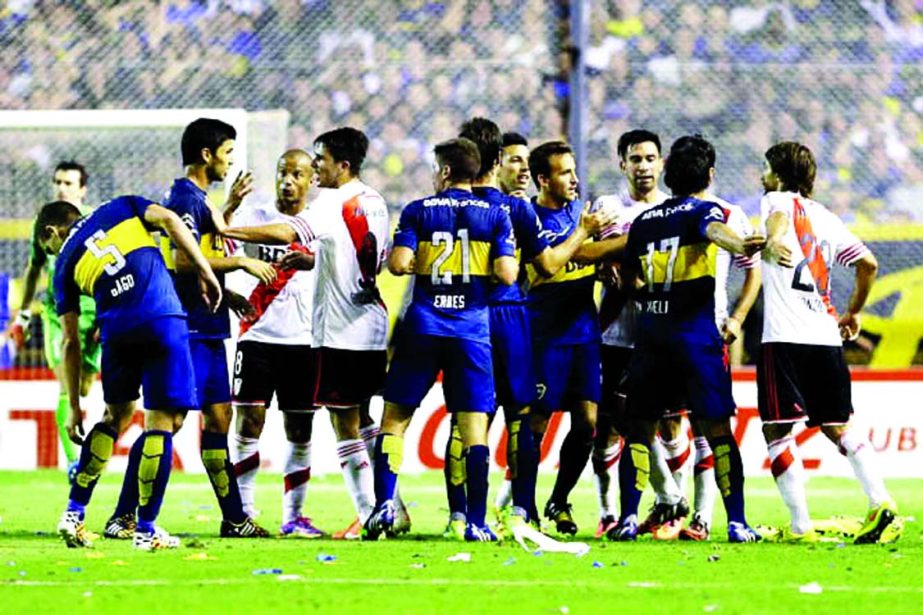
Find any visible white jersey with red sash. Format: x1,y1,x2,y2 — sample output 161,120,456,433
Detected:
759,191,869,346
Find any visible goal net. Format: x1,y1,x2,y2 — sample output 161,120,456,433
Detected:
0,108,290,373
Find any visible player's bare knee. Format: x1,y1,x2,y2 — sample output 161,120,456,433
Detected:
236,407,266,438
659,415,683,440
203,403,232,434
761,422,792,443
103,402,136,434
820,423,848,443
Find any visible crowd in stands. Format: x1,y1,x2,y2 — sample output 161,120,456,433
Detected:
0,0,921,222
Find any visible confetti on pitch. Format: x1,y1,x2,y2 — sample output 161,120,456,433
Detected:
183,552,216,561
252,568,283,575
447,552,472,563
277,574,302,581
799,582,823,595
409,563,426,569
707,554,720,562
592,561,604,569
503,557,516,566
68,567,82,573
316,553,337,563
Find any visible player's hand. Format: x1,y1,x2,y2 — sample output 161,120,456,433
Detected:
241,257,278,284
742,234,767,257
763,238,793,267
722,316,742,344
66,404,85,445
279,249,315,271
7,311,30,350
579,201,617,237
838,311,861,341
199,270,223,313
598,262,620,287
225,289,256,322
226,170,254,210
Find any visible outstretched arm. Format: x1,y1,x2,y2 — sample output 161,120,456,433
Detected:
705,221,766,258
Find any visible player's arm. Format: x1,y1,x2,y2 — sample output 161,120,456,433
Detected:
59,310,85,444
493,255,518,286
143,204,223,311
220,170,254,225
839,251,878,341
762,211,793,267
704,221,766,258
388,246,415,276
534,202,616,274
571,234,629,265
724,266,762,344
222,223,298,246
8,259,43,349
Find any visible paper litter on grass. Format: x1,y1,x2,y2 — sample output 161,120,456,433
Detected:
511,523,589,556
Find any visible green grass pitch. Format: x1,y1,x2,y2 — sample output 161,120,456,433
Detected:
1,470,920,614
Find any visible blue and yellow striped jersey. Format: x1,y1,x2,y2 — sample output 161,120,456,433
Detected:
53,195,184,340
393,187,515,342
526,199,598,345
163,178,229,340
624,196,725,338
472,186,549,306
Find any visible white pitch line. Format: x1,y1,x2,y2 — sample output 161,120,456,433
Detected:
5,577,923,594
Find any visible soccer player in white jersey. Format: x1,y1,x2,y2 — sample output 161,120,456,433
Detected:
758,141,899,543
224,128,407,537
227,149,324,537
589,130,669,538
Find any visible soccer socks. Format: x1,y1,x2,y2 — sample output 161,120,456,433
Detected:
112,435,144,518
767,436,812,534
282,440,311,525
359,424,380,458
692,436,717,526
56,392,78,464
592,439,622,520
67,422,117,514
837,429,891,508
136,430,173,533
201,431,247,523
709,435,747,525
510,415,538,518
337,439,375,524
617,440,650,521
661,431,692,494
464,445,490,527
232,433,260,516
373,433,403,504
649,439,684,506
443,422,467,516
549,425,593,505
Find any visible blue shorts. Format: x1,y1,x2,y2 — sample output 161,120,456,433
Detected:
626,335,735,421
384,333,495,413
533,341,601,415
101,315,197,410
190,338,231,408
490,303,536,410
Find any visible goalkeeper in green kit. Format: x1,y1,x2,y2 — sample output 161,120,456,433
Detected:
7,161,101,479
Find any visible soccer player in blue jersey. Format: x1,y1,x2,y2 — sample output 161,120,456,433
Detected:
103,118,273,539
523,141,605,535
40,196,221,550
438,119,612,539
364,138,518,541
497,132,532,199
610,135,764,543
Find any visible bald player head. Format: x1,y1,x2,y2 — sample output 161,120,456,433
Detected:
275,149,313,214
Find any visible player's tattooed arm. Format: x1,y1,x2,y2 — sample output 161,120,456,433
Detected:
535,202,617,275
59,311,85,444
761,211,793,267
144,204,223,311
388,246,415,275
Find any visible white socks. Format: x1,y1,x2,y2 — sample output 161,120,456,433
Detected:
838,430,890,509
767,436,811,534
282,441,311,525
337,439,375,524
233,433,260,517
592,439,622,518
